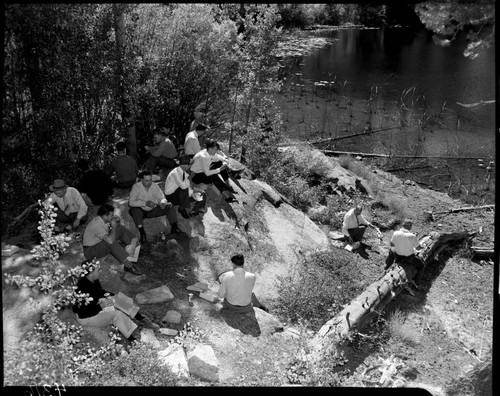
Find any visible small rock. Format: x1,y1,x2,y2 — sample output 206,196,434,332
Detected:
135,285,174,304
158,344,189,379
163,310,182,324
140,328,161,348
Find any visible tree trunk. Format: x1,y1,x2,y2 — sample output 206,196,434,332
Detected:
309,231,473,360
113,4,137,159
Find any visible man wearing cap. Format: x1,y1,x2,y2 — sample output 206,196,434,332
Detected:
164,155,193,219
144,128,178,174
129,170,186,243
106,141,139,189
46,179,88,233
385,219,425,286
82,203,143,275
183,123,208,158
217,253,268,314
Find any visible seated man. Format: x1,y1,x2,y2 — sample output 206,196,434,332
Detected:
46,179,88,233
385,219,425,286
342,204,380,245
217,253,268,314
143,128,178,174
183,123,208,158
190,140,237,203
82,204,143,275
73,260,159,343
164,155,192,219
76,158,114,206
106,141,139,189
129,170,185,243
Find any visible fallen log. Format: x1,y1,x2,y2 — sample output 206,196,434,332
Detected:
7,202,39,236
471,246,494,260
321,150,484,160
309,230,473,359
424,204,494,221
310,126,401,145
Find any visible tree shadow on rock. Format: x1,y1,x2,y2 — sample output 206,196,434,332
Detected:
219,307,261,337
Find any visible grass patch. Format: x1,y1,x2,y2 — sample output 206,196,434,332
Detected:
387,309,420,346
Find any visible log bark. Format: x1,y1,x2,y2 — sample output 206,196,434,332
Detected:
311,126,401,145
320,150,484,160
425,205,494,221
309,231,473,359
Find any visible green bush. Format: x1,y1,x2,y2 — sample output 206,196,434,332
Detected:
275,249,365,331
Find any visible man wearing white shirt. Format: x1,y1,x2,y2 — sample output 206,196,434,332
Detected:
217,254,268,314
342,205,380,244
46,179,88,233
183,123,207,157
385,219,425,286
128,170,185,243
164,155,192,219
190,140,237,203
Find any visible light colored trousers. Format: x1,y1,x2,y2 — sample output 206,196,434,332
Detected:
76,310,137,339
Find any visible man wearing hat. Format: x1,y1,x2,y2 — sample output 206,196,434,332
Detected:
143,127,178,174
164,155,193,219
46,179,88,233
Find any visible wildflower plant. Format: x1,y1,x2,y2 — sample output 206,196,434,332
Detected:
3,201,123,385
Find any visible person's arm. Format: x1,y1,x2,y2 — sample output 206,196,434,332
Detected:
341,213,350,238
101,217,118,245
152,183,168,207
217,278,227,299
128,184,146,208
72,189,88,227
150,141,166,157
202,155,222,176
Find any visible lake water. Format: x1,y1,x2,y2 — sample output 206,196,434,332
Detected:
282,27,495,131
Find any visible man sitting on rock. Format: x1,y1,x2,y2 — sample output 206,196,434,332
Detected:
190,139,237,203
164,155,193,219
129,170,186,243
82,204,143,275
143,128,178,174
46,178,88,233
106,141,139,189
217,253,268,314
73,260,159,343
183,123,208,158
385,219,425,287
342,204,381,246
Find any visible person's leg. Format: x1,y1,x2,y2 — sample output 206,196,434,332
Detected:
408,255,425,285
348,226,366,242
76,310,138,339
114,224,136,247
129,207,147,243
83,240,111,261
385,249,396,270
144,156,157,173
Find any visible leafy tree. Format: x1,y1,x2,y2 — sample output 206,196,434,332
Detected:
414,0,495,59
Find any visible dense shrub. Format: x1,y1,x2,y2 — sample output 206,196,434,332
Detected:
275,249,365,331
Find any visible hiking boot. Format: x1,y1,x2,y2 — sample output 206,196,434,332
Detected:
124,265,143,276
225,196,237,203
179,208,190,219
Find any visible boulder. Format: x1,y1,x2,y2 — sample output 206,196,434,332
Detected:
254,308,284,336
158,344,189,379
140,328,161,348
163,310,182,324
186,344,219,383
135,285,174,304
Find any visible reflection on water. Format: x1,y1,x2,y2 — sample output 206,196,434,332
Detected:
283,27,495,130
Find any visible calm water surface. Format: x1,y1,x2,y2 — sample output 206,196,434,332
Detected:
284,27,495,130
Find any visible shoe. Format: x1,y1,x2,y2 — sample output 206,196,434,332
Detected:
225,196,237,203
124,265,143,276
171,224,187,236
179,208,190,219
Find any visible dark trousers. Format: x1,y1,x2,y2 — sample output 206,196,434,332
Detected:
385,250,425,284
192,162,231,195
54,206,88,228
166,187,190,211
144,156,177,173
348,225,366,242
128,205,177,229
113,179,136,189
83,224,135,263
222,293,264,314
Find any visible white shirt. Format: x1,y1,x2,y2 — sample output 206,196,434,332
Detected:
218,267,256,306
391,227,420,256
184,130,201,155
128,181,167,211
342,208,369,236
190,149,221,176
164,166,190,195
46,187,88,219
